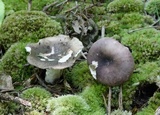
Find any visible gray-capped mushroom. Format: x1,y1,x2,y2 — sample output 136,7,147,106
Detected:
87,38,134,114
25,34,84,84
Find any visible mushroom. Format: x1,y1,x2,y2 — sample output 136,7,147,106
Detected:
87,38,134,114
25,34,84,84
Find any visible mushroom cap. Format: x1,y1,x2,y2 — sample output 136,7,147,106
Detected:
25,35,84,69
87,38,134,86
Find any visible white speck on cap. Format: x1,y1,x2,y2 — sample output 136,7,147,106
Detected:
89,61,98,79
40,58,46,61
25,47,31,53
58,49,73,63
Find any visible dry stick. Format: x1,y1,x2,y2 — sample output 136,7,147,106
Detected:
0,92,31,107
35,73,56,94
119,85,123,110
128,18,160,33
102,93,108,113
42,1,59,12
81,51,87,59
43,0,68,13
108,87,112,115
64,4,81,13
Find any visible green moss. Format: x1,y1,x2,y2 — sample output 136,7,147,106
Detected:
29,110,45,115
120,13,145,29
0,102,9,114
97,13,147,36
46,95,90,115
21,87,52,113
122,61,160,110
3,0,57,15
121,28,160,63
0,0,4,26
143,15,154,25
107,0,144,13
0,101,20,114
0,42,34,82
80,85,107,115
145,0,160,17
136,92,160,115
111,109,132,115
0,10,62,50
65,61,96,90
98,20,122,36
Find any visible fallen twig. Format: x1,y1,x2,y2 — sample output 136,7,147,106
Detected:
128,26,159,34
43,0,68,13
42,1,59,12
35,73,56,94
0,92,31,107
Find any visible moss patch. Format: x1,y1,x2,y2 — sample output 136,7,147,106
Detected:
121,28,160,64
0,10,62,50
107,0,144,13
21,86,52,114
0,42,34,82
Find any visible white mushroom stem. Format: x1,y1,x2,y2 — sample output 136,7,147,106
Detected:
119,85,123,110
45,69,61,84
108,87,112,115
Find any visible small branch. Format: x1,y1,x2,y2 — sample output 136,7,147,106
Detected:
42,0,68,13
0,92,31,107
128,26,159,33
151,18,160,26
102,93,108,113
81,51,87,59
42,1,59,12
64,4,81,13
35,73,56,94
128,18,160,34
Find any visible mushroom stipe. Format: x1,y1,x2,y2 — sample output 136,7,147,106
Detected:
87,37,134,114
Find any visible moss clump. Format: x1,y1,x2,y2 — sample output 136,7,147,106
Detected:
145,0,160,17
0,0,4,26
29,110,45,115
21,87,52,114
0,101,21,114
122,61,160,110
65,61,96,90
46,95,90,115
0,102,9,114
120,13,145,29
136,92,160,115
0,42,34,82
80,85,107,115
106,21,122,36
3,0,57,15
97,13,147,36
107,0,144,13
0,10,62,50
121,28,160,64
111,109,132,115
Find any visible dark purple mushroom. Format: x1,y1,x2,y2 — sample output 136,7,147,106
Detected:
87,37,134,114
